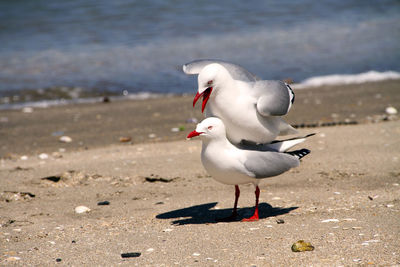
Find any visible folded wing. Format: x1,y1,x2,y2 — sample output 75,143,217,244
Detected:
255,80,295,116
243,151,299,178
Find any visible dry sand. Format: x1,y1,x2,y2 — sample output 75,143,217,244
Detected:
1,81,400,266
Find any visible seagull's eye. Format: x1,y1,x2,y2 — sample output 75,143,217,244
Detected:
207,80,213,85
207,126,213,130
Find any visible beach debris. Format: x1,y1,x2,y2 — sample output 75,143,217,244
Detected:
146,248,154,253
163,228,173,232
386,204,394,208
119,136,132,142
155,201,164,205
52,152,63,158
121,252,141,258
38,153,49,160
74,205,91,214
97,201,110,206
321,219,339,223
59,136,72,143
56,258,62,262
385,106,397,115
1,191,35,202
42,176,61,182
144,174,176,183
276,219,285,224
5,256,21,262
171,127,179,132
192,252,201,256
22,107,33,113
102,96,110,103
368,195,379,200
148,133,156,138
291,240,315,252
342,218,356,222
20,155,28,160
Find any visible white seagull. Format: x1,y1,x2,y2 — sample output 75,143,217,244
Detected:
187,117,311,222
183,59,297,145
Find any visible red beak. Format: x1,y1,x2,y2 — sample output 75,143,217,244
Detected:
186,130,202,139
193,87,213,113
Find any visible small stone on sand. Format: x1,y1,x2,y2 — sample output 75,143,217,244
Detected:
74,206,91,214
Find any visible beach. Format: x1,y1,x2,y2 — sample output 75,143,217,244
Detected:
1,80,399,265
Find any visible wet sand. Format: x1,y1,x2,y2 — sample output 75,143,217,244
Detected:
0,80,399,265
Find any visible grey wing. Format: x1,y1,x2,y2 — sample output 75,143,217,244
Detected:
255,80,295,116
182,59,259,82
243,151,299,178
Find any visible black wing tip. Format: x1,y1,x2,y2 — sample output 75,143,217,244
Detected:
287,148,311,159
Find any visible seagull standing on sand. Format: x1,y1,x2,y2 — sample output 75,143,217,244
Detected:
183,59,297,145
187,117,311,221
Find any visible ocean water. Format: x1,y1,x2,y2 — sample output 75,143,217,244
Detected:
0,0,399,102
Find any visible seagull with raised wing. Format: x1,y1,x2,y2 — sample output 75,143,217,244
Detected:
187,117,311,222
183,59,297,145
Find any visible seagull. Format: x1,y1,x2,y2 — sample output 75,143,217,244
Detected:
187,117,311,222
183,59,297,145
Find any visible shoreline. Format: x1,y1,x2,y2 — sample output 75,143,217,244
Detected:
1,80,399,158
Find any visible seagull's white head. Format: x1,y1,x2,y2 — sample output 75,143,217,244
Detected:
186,117,226,141
193,64,230,112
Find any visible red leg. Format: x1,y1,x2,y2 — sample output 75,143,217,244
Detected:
242,186,260,222
216,185,240,222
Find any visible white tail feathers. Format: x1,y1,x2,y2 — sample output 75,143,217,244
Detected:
267,133,315,152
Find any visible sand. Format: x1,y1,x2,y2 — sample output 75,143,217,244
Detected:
1,80,399,265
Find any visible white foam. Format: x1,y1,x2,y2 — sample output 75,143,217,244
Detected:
0,92,166,110
293,70,400,89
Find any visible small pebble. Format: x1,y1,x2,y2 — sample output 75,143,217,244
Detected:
74,206,91,214
38,153,49,160
59,136,72,143
148,133,156,138
22,107,33,113
385,106,397,115
192,252,200,256
119,136,132,142
291,240,314,252
20,155,28,160
97,201,110,206
121,252,141,258
146,248,154,252
56,258,62,262
321,219,339,223
171,128,179,132
276,219,285,224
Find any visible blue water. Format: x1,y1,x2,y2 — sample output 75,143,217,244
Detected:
0,0,399,96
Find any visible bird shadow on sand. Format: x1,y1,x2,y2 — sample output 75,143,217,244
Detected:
156,202,297,225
